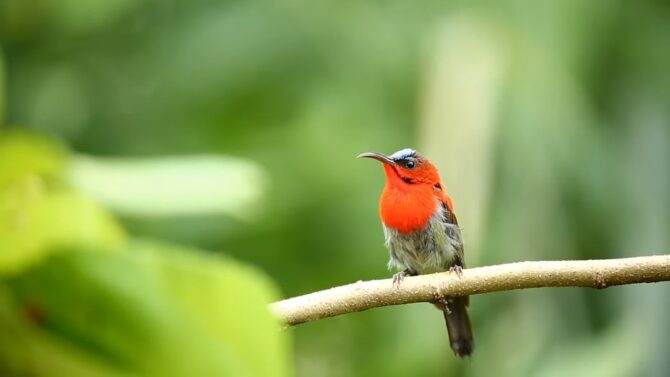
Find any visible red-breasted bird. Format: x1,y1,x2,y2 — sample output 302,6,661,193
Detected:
358,148,474,357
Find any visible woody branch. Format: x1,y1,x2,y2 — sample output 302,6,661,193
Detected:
271,255,670,326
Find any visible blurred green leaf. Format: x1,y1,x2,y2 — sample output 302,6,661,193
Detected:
0,286,124,377
5,241,292,377
0,190,126,275
0,131,65,189
0,132,126,275
67,155,267,220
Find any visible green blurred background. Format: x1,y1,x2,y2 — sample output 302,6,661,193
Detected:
1,0,669,376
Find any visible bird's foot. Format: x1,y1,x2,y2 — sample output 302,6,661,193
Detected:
392,269,416,288
449,265,463,278
392,271,408,287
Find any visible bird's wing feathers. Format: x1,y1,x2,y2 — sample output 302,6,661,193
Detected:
444,204,459,225
442,201,469,307
442,201,465,268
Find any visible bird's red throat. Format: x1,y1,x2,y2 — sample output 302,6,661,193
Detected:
379,164,440,234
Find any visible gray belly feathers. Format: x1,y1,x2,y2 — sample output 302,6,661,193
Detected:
384,209,463,274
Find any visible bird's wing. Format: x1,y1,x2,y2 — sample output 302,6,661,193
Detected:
442,200,465,268
442,201,469,306
444,203,459,225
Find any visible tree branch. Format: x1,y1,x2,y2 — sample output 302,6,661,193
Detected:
271,255,670,326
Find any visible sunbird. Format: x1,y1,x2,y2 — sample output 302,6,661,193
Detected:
358,148,474,357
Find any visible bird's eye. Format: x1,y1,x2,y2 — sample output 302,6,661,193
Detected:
405,160,416,169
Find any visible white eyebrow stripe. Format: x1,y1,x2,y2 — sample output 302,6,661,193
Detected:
389,148,417,160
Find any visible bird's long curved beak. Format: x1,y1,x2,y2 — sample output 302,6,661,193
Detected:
356,152,395,165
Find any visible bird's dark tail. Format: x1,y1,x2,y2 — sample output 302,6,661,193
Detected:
443,296,474,357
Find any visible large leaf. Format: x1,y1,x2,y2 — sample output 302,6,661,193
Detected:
0,132,126,275
0,131,65,189
0,286,124,377
5,241,292,377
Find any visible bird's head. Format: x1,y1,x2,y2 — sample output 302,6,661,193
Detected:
358,148,452,232
357,148,442,189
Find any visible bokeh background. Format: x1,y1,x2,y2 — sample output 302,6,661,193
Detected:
1,0,669,376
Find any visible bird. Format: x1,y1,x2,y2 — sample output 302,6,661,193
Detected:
358,148,474,357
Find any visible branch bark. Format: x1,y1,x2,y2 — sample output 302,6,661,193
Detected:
271,255,670,326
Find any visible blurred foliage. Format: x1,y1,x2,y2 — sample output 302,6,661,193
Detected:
67,155,267,219
0,0,669,376
5,242,289,377
0,132,125,274
0,132,291,376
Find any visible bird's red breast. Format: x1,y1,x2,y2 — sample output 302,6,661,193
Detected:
378,156,454,234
